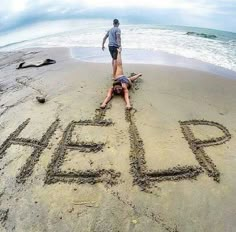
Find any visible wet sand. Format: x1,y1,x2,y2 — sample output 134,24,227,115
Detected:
0,47,236,232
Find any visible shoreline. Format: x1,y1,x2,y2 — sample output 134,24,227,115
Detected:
1,45,236,80
70,47,236,80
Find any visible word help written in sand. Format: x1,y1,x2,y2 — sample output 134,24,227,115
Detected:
0,111,231,189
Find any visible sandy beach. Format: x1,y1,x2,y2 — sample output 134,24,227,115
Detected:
0,47,236,232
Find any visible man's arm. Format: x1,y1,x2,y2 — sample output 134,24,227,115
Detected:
116,33,121,48
102,32,109,51
116,28,121,51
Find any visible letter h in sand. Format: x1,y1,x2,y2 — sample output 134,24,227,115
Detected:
0,118,59,183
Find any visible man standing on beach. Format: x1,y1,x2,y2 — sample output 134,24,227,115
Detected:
102,19,121,78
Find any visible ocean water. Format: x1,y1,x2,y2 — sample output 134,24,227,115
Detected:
0,19,236,76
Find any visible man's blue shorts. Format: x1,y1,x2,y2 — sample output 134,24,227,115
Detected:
109,46,118,60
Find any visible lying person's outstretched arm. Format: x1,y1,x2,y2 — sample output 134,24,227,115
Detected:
100,88,113,109
129,73,142,82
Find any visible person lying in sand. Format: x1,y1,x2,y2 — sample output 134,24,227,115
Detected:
100,48,142,110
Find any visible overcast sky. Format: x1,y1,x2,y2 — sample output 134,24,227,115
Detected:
0,0,236,33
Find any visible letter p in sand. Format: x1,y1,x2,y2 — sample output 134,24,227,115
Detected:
179,120,231,182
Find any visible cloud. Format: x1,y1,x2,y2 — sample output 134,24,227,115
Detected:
0,0,236,33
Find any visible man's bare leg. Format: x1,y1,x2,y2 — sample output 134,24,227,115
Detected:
112,59,118,78
100,88,113,109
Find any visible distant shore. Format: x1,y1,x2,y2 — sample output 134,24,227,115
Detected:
0,20,236,76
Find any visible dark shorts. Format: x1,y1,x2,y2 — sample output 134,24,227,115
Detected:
109,46,118,60
113,76,131,89
116,76,130,84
